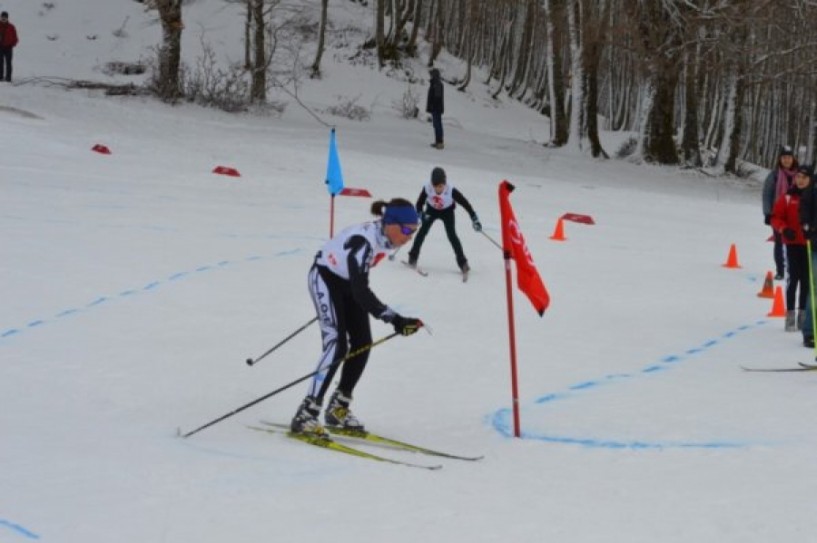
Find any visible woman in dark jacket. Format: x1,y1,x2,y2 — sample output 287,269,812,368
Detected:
762,145,798,279
426,68,444,149
0,11,19,83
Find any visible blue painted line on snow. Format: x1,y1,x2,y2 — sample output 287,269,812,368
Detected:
642,365,665,373
1,249,301,345
491,320,767,449
0,518,40,540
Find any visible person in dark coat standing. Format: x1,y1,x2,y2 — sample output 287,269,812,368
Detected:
762,145,798,279
427,68,444,149
797,165,817,347
0,11,19,83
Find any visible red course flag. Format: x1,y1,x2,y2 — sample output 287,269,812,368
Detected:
499,180,550,316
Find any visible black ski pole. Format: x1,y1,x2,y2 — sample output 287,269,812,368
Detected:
181,332,400,439
480,230,503,251
246,316,319,366
808,240,816,357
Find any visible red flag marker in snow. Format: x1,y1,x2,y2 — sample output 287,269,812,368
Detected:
500,181,550,316
561,212,595,225
91,144,111,155
340,187,372,197
498,180,550,438
213,166,241,177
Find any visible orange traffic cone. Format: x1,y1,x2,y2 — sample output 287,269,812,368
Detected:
767,285,786,317
757,271,775,298
722,243,741,268
549,218,566,241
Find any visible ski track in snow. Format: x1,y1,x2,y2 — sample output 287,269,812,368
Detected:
3,253,769,451
0,250,302,340
0,517,40,540
489,320,770,450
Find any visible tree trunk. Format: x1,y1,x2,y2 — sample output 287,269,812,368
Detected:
428,0,445,66
249,0,266,102
376,0,386,67
407,0,423,54
311,0,329,77
544,0,568,146
680,44,702,167
155,0,183,101
244,0,251,69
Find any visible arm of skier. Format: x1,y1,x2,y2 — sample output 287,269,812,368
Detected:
452,188,481,231
346,236,422,336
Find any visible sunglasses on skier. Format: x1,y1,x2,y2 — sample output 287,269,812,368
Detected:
399,224,418,235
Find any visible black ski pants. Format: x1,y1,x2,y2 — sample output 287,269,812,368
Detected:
306,264,372,403
408,206,467,269
0,48,12,81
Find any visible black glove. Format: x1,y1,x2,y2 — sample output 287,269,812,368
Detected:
783,228,796,241
764,214,771,225
391,315,423,336
471,215,482,232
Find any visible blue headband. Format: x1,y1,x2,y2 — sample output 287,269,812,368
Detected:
383,205,419,225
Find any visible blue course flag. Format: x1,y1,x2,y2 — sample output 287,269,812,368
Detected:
326,128,345,196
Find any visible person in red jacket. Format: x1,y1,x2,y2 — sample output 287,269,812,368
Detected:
0,11,19,83
771,165,813,331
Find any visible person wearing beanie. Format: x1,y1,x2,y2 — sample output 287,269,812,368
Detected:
426,68,444,149
406,167,481,279
770,166,811,332
289,198,423,436
0,11,19,83
762,145,799,279
797,164,817,347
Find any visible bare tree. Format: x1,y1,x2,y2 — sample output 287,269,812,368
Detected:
155,0,183,101
248,0,267,102
311,0,329,77
543,0,568,146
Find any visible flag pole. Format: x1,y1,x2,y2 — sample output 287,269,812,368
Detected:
498,180,549,438
325,127,344,238
330,194,335,238
503,248,522,437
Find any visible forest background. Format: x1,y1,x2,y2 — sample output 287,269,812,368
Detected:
140,0,817,174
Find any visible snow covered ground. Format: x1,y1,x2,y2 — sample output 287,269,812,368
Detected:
2,1,817,542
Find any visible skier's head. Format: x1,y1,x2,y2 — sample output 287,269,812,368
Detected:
431,167,446,186
373,198,419,247
0,12,7,20
429,68,441,81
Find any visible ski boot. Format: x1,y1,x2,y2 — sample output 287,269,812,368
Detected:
324,390,365,432
290,396,325,436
